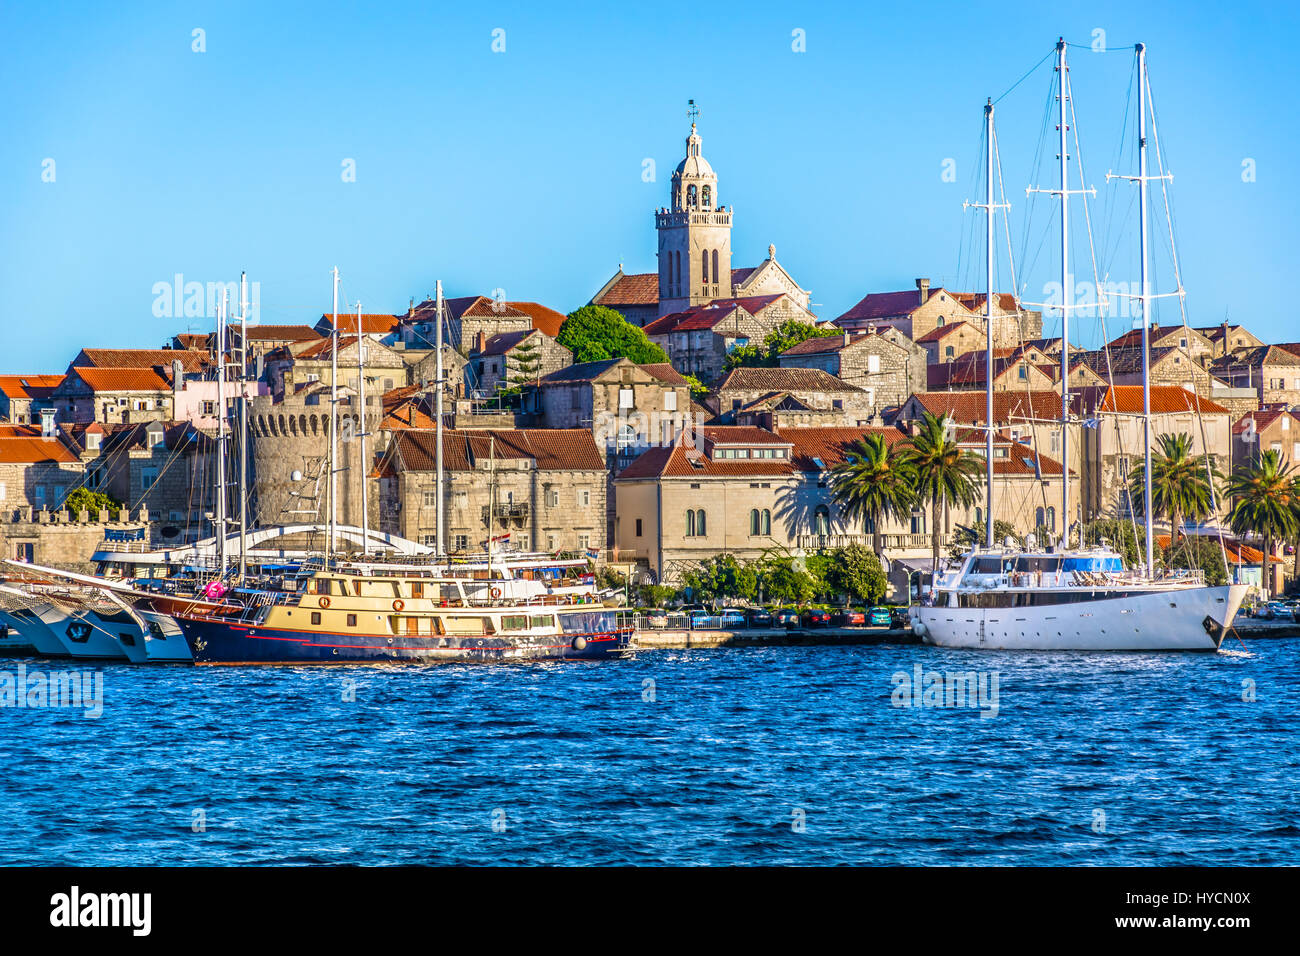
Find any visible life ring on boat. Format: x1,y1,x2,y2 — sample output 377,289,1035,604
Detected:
318,596,331,609
571,635,588,651
392,599,405,612
490,587,502,599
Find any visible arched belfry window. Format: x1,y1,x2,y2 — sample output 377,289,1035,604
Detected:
687,184,697,207
702,185,711,208
701,250,709,284
712,249,719,286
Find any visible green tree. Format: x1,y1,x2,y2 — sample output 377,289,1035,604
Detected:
755,553,817,605
681,373,709,399
722,319,839,370
505,338,543,390
558,305,669,365
639,584,677,608
819,544,887,605
1127,432,1219,542
1225,449,1299,599
681,553,757,604
830,433,915,557
63,488,121,514
901,412,984,574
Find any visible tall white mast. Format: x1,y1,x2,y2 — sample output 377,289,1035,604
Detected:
356,301,369,555
1137,43,1156,576
435,280,445,561
1057,37,1071,548
216,290,228,578
237,270,249,583
984,97,996,550
329,266,339,563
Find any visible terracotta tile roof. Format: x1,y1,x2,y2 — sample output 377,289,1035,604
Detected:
68,367,171,392
0,375,65,400
474,330,538,356
1105,326,1204,350
171,333,210,350
0,435,79,464
779,333,861,356
295,334,367,360
948,428,1067,476
506,302,567,337
641,363,689,385
1088,385,1228,415
717,367,864,394
593,272,659,307
439,296,532,322
907,390,1064,424
704,426,788,446
782,426,910,471
73,349,210,373
243,324,322,342
729,267,757,286
835,289,957,324
538,359,626,383
643,296,786,336
99,421,210,454
380,400,437,430
385,428,604,473
1232,409,1296,434
314,313,402,336
616,442,793,480
1156,534,1264,564
949,291,1022,313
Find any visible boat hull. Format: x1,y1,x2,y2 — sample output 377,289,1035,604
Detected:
174,615,634,664
911,583,1248,651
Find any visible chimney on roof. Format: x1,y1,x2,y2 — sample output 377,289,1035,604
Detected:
842,331,850,347
39,407,55,438
475,331,487,354
917,278,931,305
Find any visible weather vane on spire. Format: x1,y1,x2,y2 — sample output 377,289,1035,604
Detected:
687,98,698,126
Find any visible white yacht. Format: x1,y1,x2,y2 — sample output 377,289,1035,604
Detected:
912,41,1249,651
910,546,1247,651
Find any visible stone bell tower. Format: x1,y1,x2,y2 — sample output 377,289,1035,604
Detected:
656,105,733,317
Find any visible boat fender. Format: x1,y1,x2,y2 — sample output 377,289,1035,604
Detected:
318,596,331,609
571,635,588,651
490,587,502,599
393,599,405,612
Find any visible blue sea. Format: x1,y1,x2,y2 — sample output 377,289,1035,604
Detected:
1,640,1296,866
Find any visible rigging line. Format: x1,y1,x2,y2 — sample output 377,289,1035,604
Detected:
994,45,1056,104
1067,64,1106,329
1145,64,1231,580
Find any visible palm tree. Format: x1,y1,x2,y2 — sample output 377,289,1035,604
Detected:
1225,449,1299,600
900,412,984,575
830,433,915,557
1127,432,1219,544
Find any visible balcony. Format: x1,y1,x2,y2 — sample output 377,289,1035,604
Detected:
794,532,952,552
482,502,530,524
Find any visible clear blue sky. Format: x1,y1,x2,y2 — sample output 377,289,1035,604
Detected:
1,0,1296,371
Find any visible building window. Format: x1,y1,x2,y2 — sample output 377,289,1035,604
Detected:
422,490,437,507
686,509,707,537
453,534,468,552
635,518,643,537
579,490,590,507
619,387,634,409
749,509,771,536
867,354,880,373
701,249,709,284
1035,507,1046,529
712,249,719,283
1046,507,1056,531
546,490,559,507
578,534,590,549
663,391,677,412
945,346,954,360
814,505,830,535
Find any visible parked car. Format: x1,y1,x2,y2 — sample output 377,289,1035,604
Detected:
799,607,831,628
867,606,893,628
645,609,669,628
831,607,866,626
889,607,909,630
745,607,774,628
719,609,747,629
1260,601,1293,621
775,607,801,628
688,610,719,629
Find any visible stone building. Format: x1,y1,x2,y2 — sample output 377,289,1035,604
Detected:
91,421,219,539
589,115,812,325
1231,407,1300,473
0,375,63,424
50,368,174,425
313,312,401,342
0,423,83,513
613,424,1071,582
916,322,985,364
0,511,150,572
1073,385,1231,525
1077,346,1223,396
265,335,410,401
836,281,1040,346
1106,324,1215,366
376,428,607,554
714,367,877,425
68,348,211,376
778,327,926,409
643,294,810,385
1210,345,1300,407
1194,322,1264,358
468,329,572,395
926,351,1056,392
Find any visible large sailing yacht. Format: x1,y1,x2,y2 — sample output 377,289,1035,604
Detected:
911,40,1248,651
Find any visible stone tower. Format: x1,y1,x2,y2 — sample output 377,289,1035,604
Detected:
656,118,733,317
